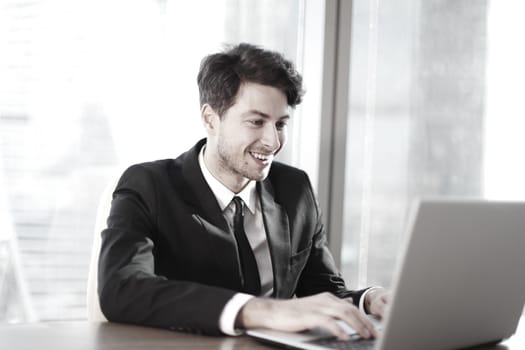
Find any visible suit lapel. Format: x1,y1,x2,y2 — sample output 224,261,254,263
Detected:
180,139,229,232
258,180,291,298
177,139,243,289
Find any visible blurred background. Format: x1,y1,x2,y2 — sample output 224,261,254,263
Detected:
1,0,524,322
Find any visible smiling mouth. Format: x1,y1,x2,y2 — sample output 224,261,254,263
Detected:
249,151,274,164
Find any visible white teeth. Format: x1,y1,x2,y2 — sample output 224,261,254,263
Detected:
250,152,273,161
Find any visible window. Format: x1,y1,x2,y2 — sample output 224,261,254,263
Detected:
0,0,316,322
341,0,525,289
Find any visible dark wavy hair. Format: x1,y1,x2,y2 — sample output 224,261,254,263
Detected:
197,43,304,117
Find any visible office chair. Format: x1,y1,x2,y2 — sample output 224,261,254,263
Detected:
86,175,120,322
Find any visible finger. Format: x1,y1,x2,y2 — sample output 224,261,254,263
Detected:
346,303,376,338
331,306,376,339
323,302,377,339
309,316,350,341
326,321,351,341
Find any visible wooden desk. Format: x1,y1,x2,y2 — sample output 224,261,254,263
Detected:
0,318,523,350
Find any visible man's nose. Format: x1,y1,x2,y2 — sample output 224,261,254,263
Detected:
261,124,281,150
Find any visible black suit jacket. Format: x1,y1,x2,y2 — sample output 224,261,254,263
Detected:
98,139,367,335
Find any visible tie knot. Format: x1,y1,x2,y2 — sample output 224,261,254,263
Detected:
232,196,244,216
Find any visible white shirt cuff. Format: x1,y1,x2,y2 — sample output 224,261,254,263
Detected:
359,286,382,314
219,293,254,336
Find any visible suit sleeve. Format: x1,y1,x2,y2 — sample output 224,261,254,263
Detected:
97,165,235,335
293,172,369,306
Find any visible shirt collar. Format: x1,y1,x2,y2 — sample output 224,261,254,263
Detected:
198,144,257,214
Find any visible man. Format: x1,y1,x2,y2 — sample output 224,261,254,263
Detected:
98,43,389,340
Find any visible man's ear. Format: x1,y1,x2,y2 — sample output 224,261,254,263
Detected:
201,104,220,135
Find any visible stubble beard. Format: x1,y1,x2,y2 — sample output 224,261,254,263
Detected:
217,140,269,183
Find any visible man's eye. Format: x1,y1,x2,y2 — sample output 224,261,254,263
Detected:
250,120,264,126
276,121,288,130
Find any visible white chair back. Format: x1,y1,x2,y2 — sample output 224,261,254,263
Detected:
86,175,120,321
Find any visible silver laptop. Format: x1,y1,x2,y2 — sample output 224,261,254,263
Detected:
247,199,525,350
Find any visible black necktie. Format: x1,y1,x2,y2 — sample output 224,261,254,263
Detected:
232,196,261,295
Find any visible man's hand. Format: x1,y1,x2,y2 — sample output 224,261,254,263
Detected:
236,292,377,340
364,287,391,318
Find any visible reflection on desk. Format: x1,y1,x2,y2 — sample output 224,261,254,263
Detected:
0,318,523,350
0,321,269,350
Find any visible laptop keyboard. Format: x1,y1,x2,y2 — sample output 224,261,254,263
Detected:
306,336,376,350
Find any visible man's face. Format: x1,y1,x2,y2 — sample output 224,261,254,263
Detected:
205,82,289,191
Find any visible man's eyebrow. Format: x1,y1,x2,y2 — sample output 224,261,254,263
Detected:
242,109,290,120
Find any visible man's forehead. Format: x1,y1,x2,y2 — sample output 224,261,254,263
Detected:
241,109,290,120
